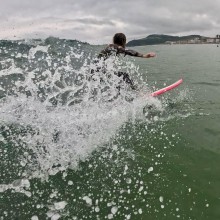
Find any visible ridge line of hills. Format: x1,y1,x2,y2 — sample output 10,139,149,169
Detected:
126,34,220,46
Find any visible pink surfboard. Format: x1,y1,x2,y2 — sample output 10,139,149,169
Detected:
151,79,183,97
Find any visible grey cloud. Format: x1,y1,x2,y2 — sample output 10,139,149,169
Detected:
63,18,115,26
0,0,220,43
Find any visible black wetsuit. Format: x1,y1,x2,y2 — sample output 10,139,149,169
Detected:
98,44,143,59
96,44,143,90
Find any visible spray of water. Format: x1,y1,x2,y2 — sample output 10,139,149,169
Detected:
0,39,164,179
0,39,192,219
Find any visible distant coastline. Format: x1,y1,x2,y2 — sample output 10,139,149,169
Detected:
127,34,220,47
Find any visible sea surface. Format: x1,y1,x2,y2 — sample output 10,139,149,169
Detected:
0,38,220,220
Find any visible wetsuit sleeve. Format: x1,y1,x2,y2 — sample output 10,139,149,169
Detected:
98,44,144,58
124,49,144,57
117,47,143,57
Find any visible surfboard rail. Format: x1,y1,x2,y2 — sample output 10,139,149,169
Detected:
151,79,183,97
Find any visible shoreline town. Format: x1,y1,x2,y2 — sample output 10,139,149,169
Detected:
165,35,220,45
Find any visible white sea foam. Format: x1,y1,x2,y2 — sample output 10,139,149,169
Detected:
0,45,164,180
0,179,31,197
0,39,194,220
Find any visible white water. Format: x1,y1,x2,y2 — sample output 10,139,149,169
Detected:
0,44,163,180
0,41,194,220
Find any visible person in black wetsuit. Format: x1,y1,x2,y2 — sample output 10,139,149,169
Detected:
97,33,156,89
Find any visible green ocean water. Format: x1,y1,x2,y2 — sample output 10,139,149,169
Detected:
0,39,220,219
136,44,220,219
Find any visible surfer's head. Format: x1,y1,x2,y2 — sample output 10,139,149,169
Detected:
113,33,126,48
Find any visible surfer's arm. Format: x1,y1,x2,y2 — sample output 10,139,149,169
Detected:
119,47,156,58
141,52,156,58
98,44,156,59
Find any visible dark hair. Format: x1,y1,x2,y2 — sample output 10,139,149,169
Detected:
113,33,126,48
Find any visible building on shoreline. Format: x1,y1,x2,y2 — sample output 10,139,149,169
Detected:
165,35,220,45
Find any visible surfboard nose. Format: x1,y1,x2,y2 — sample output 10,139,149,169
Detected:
151,79,183,97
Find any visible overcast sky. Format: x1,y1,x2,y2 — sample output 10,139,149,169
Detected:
0,0,220,44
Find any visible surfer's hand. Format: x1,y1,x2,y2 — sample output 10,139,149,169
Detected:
143,52,156,58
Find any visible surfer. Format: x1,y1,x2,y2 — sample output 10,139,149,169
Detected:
96,33,156,89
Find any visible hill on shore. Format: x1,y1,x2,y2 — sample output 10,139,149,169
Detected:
126,34,207,46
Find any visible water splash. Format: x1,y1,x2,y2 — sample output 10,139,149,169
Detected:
0,38,164,179
0,38,193,219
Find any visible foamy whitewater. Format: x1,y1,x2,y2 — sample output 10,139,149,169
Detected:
0,38,162,177
0,38,195,219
